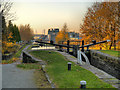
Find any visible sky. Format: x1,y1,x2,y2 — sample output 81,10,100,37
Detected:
10,0,101,34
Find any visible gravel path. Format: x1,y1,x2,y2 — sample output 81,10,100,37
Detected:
2,44,38,88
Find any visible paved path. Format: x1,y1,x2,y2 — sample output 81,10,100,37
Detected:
2,45,38,88
2,64,37,88
56,51,120,88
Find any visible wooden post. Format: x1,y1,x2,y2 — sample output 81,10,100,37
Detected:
73,45,75,56
81,40,84,52
59,46,62,51
73,45,79,57
62,41,63,45
87,46,89,51
67,40,70,53
50,40,53,44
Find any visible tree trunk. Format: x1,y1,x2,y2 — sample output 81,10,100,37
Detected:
114,40,116,50
109,41,113,50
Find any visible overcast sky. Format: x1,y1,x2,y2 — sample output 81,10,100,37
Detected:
11,0,101,34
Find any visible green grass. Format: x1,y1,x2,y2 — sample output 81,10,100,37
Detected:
14,44,29,58
46,44,54,46
27,45,32,51
30,50,114,88
99,50,119,57
17,63,41,69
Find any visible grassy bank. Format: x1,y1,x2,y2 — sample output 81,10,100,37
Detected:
99,50,119,57
14,44,29,58
2,44,28,64
27,45,32,51
30,50,114,88
16,63,51,88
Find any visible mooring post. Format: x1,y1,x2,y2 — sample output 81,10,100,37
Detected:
81,40,84,52
67,40,70,53
80,80,86,88
67,62,72,71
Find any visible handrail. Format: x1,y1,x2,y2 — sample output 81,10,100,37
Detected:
35,40,110,49
77,50,90,65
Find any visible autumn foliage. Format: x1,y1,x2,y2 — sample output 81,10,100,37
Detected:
80,2,119,50
2,32,19,54
56,23,69,44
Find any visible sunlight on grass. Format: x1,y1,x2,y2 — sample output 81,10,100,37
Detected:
99,50,119,57
30,50,114,88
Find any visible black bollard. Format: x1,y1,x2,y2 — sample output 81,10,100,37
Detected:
67,62,72,71
80,81,86,89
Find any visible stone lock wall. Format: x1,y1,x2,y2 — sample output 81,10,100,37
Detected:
22,51,36,63
89,50,120,79
22,50,45,65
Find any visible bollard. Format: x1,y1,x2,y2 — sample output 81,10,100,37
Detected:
67,62,72,71
80,80,86,89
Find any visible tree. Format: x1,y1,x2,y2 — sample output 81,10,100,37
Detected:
0,0,15,21
13,25,21,42
62,23,69,41
7,20,21,42
1,1,19,54
2,32,18,54
19,24,34,42
56,23,69,44
80,2,119,50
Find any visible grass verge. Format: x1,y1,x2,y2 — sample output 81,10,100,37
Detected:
16,63,51,88
14,44,29,58
27,45,32,51
99,50,119,57
29,50,114,88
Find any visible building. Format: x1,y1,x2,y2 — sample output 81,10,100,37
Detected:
68,32,80,40
48,28,59,43
34,34,48,41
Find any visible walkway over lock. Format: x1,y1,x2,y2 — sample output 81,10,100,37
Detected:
35,40,110,57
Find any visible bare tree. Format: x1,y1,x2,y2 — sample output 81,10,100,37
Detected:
0,0,16,21
61,23,69,41
19,24,34,42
